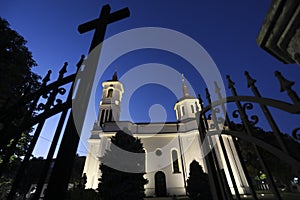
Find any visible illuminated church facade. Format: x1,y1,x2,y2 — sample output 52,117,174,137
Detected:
83,72,250,197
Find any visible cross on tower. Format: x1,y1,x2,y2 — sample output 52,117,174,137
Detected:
43,5,130,200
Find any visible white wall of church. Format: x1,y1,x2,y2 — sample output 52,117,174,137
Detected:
139,134,185,196
212,135,250,194
83,138,101,189
179,130,206,177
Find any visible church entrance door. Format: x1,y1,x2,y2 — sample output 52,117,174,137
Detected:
155,171,167,197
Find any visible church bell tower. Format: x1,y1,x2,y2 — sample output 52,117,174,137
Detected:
97,71,124,126
174,74,201,121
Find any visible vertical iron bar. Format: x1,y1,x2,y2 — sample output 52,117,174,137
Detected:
275,71,300,104
7,121,46,200
206,88,241,200
7,70,52,200
226,75,282,200
245,71,289,154
44,5,130,199
32,60,82,200
214,81,258,200
197,95,231,200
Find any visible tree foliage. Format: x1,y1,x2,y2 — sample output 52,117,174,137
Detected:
0,17,40,196
65,173,99,200
0,17,40,107
186,160,212,200
0,17,40,151
98,131,148,200
236,126,300,190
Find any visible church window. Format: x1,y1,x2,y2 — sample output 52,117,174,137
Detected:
191,105,194,113
181,106,185,116
107,89,113,98
171,149,180,173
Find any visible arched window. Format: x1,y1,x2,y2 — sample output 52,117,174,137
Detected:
191,105,195,113
171,149,180,173
107,88,113,98
181,106,185,116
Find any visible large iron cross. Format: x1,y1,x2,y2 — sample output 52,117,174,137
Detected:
78,4,130,53
43,5,130,200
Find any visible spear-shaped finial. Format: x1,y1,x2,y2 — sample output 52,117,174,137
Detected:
42,70,52,86
214,81,221,95
181,74,189,97
205,88,211,104
226,75,235,89
275,71,295,92
275,71,300,103
58,62,68,79
244,71,256,88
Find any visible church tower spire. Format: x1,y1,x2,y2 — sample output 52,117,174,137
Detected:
182,74,189,97
112,67,118,81
97,69,124,127
174,74,201,121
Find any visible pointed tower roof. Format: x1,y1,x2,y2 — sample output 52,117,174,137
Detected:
177,74,196,102
112,71,118,81
109,67,118,81
182,74,189,97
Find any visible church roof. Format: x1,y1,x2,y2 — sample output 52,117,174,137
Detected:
107,69,118,82
94,119,199,134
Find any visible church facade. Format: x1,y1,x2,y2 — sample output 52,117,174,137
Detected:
83,72,250,197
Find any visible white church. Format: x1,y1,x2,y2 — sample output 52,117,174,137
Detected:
83,72,250,197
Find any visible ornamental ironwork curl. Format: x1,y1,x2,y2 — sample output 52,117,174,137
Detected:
58,87,66,95
208,107,225,130
232,109,240,119
292,128,300,141
231,103,258,129
242,103,259,126
54,88,67,106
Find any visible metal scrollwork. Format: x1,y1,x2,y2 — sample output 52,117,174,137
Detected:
207,114,212,120
249,115,259,126
232,109,240,119
242,103,259,126
54,87,67,106
58,87,66,95
209,107,225,130
55,99,63,105
292,127,300,141
37,103,46,111
41,91,51,99
231,110,244,131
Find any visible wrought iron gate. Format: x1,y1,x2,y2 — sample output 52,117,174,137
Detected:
0,4,299,200
197,70,300,200
0,4,130,200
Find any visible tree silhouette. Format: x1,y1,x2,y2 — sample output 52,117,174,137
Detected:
98,130,148,200
0,17,40,196
235,126,300,191
187,160,212,200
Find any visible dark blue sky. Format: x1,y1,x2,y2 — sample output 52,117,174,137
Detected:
1,1,300,156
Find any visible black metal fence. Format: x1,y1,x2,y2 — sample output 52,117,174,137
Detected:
197,70,300,200
0,4,299,200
